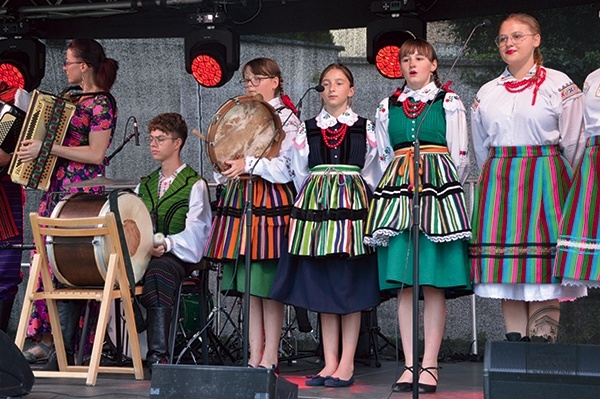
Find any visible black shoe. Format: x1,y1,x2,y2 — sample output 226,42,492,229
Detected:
505,332,522,341
145,307,172,367
392,366,414,392
305,375,327,386
418,366,438,394
324,375,354,388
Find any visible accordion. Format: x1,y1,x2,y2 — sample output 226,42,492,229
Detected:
0,101,25,150
8,90,76,191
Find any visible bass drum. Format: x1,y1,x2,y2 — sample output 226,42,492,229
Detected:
48,192,152,287
206,94,283,173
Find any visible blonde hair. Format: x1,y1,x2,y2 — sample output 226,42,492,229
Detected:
501,13,543,76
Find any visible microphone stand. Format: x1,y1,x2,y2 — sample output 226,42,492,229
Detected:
107,115,140,162
106,132,136,162
409,21,488,398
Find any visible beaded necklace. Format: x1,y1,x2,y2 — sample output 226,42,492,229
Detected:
320,124,348,149
503,67,547,105
402,99,427,119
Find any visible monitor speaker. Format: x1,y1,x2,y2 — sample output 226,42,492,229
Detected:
149,364,298,399
0,329,34,398
484,340,600,399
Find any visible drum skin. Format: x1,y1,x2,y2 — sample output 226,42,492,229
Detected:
48,192,152,287
206,95,283,173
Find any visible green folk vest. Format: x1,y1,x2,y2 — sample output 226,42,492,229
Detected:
138,165,200,235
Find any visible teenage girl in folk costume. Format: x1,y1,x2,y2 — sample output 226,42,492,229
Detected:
364,39,472,394
17,38,119,366
554,68,600,286
204,58,301,371
470,13,587,344
271,64,381,388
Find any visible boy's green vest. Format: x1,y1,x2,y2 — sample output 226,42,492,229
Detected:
138,165,201,235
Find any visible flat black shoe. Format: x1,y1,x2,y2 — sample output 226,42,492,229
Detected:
418,366,438,394
323,375,354,388
392,366,414,392
305,375,327,386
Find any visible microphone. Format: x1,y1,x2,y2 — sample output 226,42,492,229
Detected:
133,117,140,146
296,84,325,119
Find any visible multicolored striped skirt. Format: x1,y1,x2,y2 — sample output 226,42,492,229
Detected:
288,164,372,258
204,177,295,261
364,145,471,247
555,136,600,286
471,145,572,285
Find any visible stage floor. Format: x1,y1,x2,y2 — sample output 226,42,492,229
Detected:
26,357,484,399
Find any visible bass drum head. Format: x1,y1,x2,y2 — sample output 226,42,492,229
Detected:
48,192,152,287
206,95,283,173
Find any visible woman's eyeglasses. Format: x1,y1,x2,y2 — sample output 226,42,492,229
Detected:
64,61,85,67
494,32,537,47
238,76,274,88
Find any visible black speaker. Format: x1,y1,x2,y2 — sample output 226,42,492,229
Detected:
149,364,298,399
484,341,600,399
0,330,34,398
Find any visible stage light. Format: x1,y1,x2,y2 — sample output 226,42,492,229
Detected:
0,37,46,91
367,16,426,79
185,27,239,88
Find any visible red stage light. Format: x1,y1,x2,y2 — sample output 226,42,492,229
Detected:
185,28,239,88
367,16,425,80
0,37,46,91
0,62,26,89
375,45,403,79
190,54,224,88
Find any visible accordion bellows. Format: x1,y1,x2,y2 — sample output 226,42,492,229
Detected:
8,90,75,191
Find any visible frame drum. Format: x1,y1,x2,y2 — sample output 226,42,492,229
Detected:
206,95,283,173
48,192,153,287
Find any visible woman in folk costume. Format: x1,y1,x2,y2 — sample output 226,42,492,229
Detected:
204,58,301,371
271,64,380,388
470,13,587,344
364,39,472,394
554,68,600,286
16,38,119,366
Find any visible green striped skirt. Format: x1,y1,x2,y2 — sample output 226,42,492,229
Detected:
288,164,373,258
364,146,471,247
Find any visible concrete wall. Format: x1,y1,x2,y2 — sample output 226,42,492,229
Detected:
11,35,511,352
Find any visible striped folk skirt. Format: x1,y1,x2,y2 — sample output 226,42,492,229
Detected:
471,145,572,286
364,145,471,247
204,177,295,262
555,136,600,287
288,164,372,258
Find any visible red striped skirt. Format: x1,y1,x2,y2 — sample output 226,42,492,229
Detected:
204,177,295,261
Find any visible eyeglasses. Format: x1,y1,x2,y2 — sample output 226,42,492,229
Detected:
145,135,177,145
238,76,273,87
494,32,537,47
64,61,85,67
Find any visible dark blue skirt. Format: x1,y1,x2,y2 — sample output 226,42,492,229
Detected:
271,239,381,315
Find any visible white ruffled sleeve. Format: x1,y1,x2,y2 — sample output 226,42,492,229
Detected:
470,90,489,169
289,121,310,191
557,83,586,168
443,92,470,184
374,97,394,174
360,119,382,191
